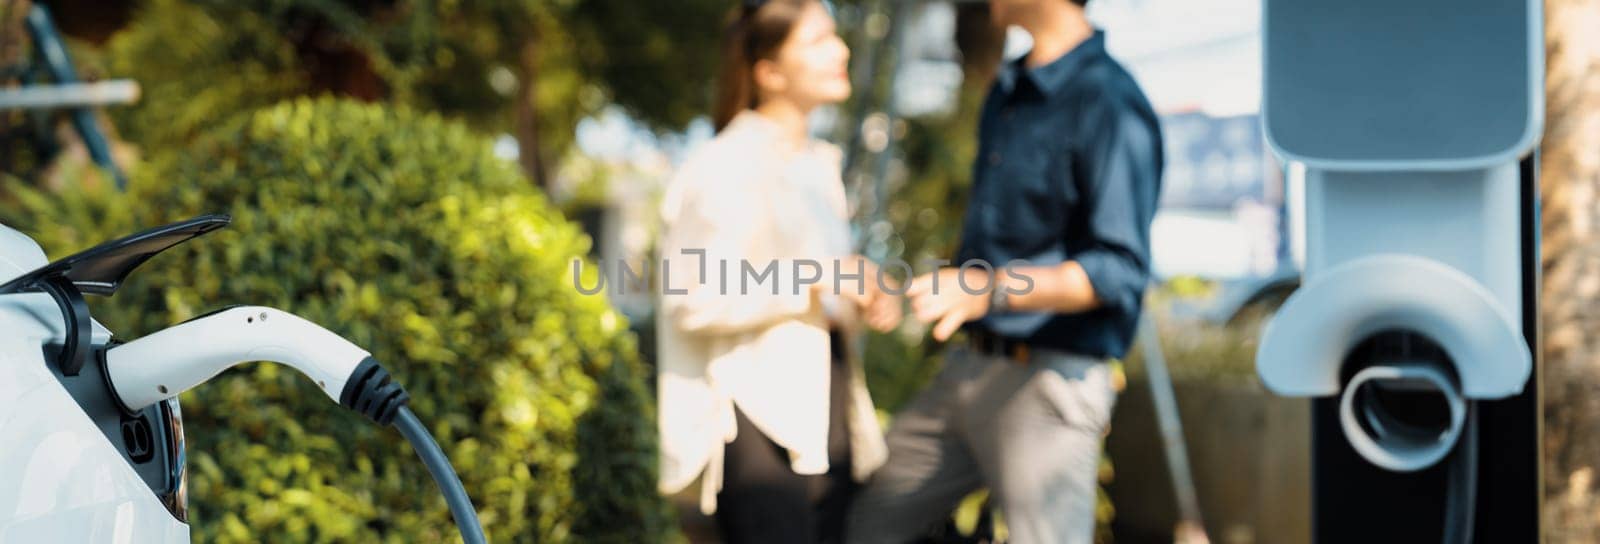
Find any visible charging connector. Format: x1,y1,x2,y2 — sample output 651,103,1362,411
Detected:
104,306,367,412
101,306,487,544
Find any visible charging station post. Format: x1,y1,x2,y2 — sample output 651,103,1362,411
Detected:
1254,0,1543,541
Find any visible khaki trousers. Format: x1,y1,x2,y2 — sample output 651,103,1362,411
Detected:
846,345,1115,544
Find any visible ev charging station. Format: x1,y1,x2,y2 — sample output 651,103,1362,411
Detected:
1255,0,1543,541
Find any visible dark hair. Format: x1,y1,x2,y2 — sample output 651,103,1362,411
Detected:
713,0,814,133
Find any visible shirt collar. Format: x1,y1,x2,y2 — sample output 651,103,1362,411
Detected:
724,109,835,162
996,29,1106,99
727,109,781,139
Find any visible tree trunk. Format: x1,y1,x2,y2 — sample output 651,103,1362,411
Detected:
515,40,550,189
0,0,26,63
0,0,36,182
953,3,1005,89
37,0,135,44
1541,0,1600,540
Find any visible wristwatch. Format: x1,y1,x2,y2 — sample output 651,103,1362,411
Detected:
988,282,1011,313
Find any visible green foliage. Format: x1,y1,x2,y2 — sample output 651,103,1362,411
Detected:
104,0,311,149
101,0,728,166
859,77,988,413
106,0,541,146
0,98,672,542
563,0,726,130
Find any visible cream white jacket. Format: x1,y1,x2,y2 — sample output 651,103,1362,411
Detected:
656,111,888,514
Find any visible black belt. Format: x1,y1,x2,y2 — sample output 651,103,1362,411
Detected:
966,329,1033,364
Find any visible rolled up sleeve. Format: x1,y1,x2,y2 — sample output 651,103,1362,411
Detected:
1071,101,1162,313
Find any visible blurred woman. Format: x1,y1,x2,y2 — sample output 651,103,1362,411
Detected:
656,1,900,542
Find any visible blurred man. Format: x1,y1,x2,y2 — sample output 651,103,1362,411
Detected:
846,0,1162,542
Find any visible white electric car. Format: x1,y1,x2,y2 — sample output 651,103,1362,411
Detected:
0,216,485,543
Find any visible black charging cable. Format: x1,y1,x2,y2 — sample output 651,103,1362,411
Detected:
342,357,488,544
1442,402,1478,544
394,406,487,544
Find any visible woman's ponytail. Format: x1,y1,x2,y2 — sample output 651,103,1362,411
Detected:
711,0,812,133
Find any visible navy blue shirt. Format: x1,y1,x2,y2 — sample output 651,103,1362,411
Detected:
955,30,1163,359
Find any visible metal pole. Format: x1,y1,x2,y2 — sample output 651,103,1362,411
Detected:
0,80,140,110
1137,310,1210,544
24,4,128,190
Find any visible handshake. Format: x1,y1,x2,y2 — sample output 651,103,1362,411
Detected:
814,255,1023,340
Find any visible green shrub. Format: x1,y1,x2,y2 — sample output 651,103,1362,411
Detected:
103,0,311,149
103,0,532,149
0,98,672,542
